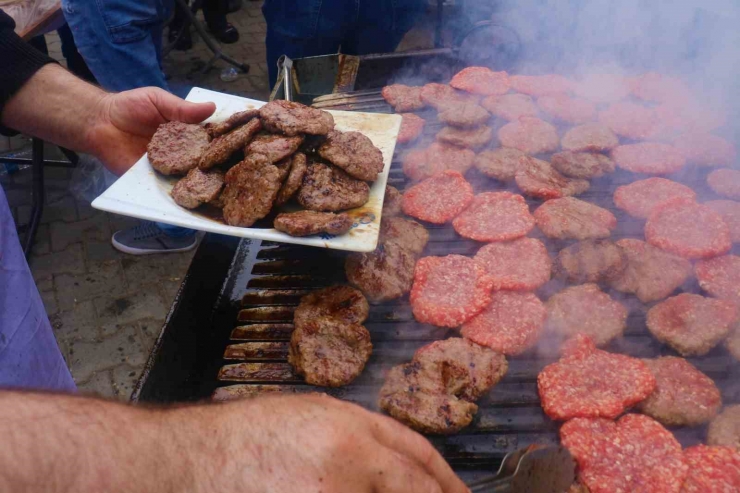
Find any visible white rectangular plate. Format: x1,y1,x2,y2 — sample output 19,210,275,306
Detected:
92,88,402,252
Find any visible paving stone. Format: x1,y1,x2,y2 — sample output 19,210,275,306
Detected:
15,204,30,225
32,224,50,255
67,324,147,382
50,300,98,345
29,243,86,281
107,212,139,234
94,290,167,327
121,252,194,292
36,277,53,292
50,212,111,251
77,369,116,399
55,260,124,310
85,240,125,263
39,289,58,317
112,364,143,401
76,200,99,220
137,318,165,348
160,278,184,306
40,195,78,224
3,186,31,207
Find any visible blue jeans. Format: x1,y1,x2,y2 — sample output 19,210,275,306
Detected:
262,0,427,87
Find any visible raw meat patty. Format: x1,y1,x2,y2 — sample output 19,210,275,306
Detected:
460,291,546,355
534,197,617,240
514,157,589,199
598,102,659,140
273,211,353,237
707,405,740,450
646,293,738,356
148,121,210,175
645,198,731,259
631,72,691,104
288,316,372,387
437,103,490,128
402,142,475,181
473,147,526,181
695,254,740,304
275,152,307,205
221,154,281,227
538,335,656,420
609,239,692,303
345,242,416,302
297,162,370,212
382,185,403,217
613,178,696,219
436,125,493,150
509,74,574,96
410,254,493,328
380,216,429,256
706,200,740,242
381,84,426,112
573,74,633,103
498,116,560,155
673,132,736,167
481,93,538,121
537,94,596,124
397,113,426,144
401,170,474,224
293,285,369,328
560,414,687,493
452,191,534,242
204,108,260,138
259,100,334,136
611,142,686,175
551,151,615,179
245,132,304,163
420,83,478,110
450,66,509,96
474,238,551,291
546,283,627,346
199,118,262,170
318,130,384,181
682,445,740,493
171,168,224,209
726,325,740,361
553,240,628,284
638,356,721,426
708,168,740,200
560,123,619,153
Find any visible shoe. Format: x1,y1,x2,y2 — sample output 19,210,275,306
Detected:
209,22,239,44
168,26,193,51
111,221,198,255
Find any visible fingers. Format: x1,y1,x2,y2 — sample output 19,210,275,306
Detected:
149,88,217,124
367,412,469,493
371,449,444,493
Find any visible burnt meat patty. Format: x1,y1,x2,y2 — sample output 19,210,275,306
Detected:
245,132,304,163
148,121,210,176
274,211,353,237
318,130,384,181
259,100,335,136
297,162,370,212
170,168,224,209
221,154,281,227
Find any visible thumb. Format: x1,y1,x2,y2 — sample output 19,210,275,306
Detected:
150,89,217,124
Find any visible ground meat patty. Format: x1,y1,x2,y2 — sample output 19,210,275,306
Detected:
560,123,619,153
450,66,509,96
708,168,740,200
345,242,416,302
498,116,560,155
646,293,738,356
509,74,574,96
293,285,369,328
297,162,370,212
148,121,210,175
381,84,426,112
538,335,656,420
515,157,590,199
645,198,731,259
673,132,736,167
275,152,308,205
460,291,546,356
382,185,403,217
204,108,260,138
637,357,721,427
401,171,474,224
534,197,617,240
288,315,372,387
452,191,534,242
379,360,478,434
613,178,696,219
560,414,687,493
537,94,596,124
438,103,491,128
402,142,475,181
551,151,615,179
707,405,740,450
609,239,692,303
695,255,740,304
199,118,262,170
171,168,224,209
706,200,740,243
682,445,740,492
726,326,740,361
546,284,627,346
273,211,352,237
420,83,479,110
597,102,659,140
611,142,686,175
397,113,426,144
245,132,304,163
573,74,633,104
318,130,384,181
473,147,526,181
481,93,539,121
632,72,691,104
553,239,628,284
259,100,334,136
221,154,281,227
380,216,429,255
273,156,293,182
410,254,493,328
436,125,493,150
474,238,551,291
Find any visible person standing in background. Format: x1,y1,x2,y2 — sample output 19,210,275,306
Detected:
169,0,240,51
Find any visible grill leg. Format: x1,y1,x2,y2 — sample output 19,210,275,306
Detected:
23,138,44,260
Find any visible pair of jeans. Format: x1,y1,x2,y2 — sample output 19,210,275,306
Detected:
262,0,427,87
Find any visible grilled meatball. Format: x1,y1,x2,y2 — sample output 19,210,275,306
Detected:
436,125,493,150
259,100,335,136
245,132,304,163
437,103,491,128
293,286,369,328
170,168,224,209
380,216,429,256
474,147,527,181
148,121,210,176
382,185,403,217
199,118,262,170
554,240,628,284
346,242,417,302
275,152,308,205
551,151,615,179
318,130,384,181
297,162,370,212
274,211,352,237
221,154,281,227
204,108,260,138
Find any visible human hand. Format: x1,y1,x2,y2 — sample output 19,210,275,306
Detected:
86,87,215,175
188,393,469,493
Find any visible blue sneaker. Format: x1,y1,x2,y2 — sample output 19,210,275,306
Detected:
111,221,198,255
